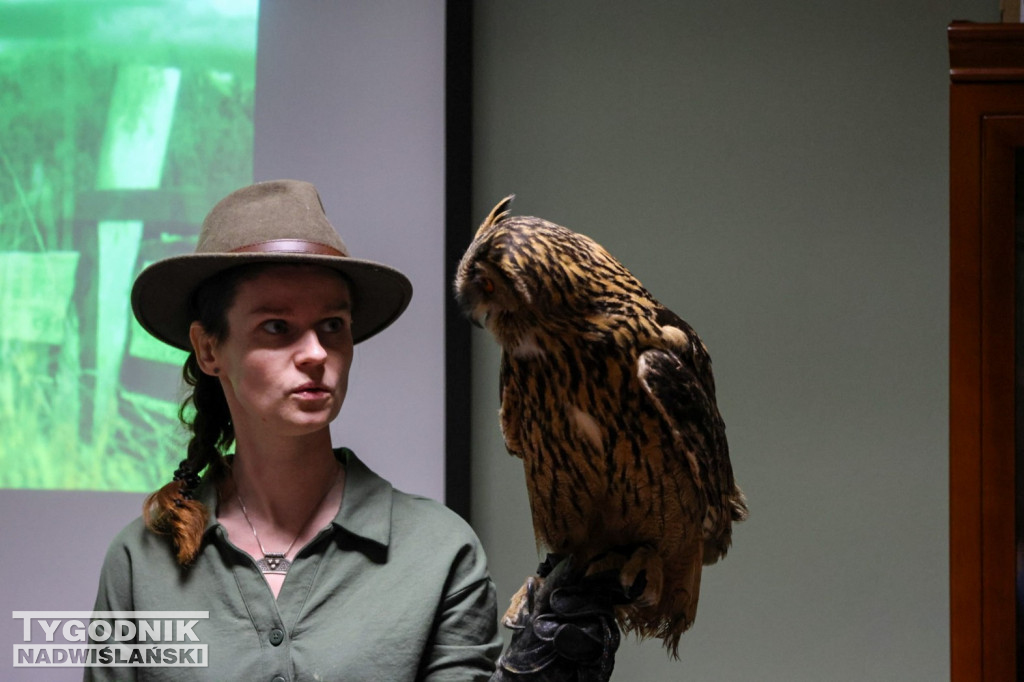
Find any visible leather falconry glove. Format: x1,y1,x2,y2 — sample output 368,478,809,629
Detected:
491,554,629,682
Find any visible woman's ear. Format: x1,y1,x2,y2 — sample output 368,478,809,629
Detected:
189,322,220,376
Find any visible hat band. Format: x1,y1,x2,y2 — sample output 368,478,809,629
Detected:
229,239,346,257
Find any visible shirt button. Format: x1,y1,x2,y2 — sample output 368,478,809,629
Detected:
269,628,284,646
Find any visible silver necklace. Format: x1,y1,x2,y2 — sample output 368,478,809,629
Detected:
235,468,339,575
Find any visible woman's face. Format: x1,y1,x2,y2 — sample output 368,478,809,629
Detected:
191,265,354,441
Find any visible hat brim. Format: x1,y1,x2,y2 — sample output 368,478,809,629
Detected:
131,252,413,351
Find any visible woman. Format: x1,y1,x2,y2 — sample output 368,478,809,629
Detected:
86,180,502,681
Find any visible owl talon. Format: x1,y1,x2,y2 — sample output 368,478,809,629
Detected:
503,575,542,628
625,569,647,601
620,547,663,608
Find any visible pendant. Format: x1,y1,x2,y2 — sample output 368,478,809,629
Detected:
256,553,291,574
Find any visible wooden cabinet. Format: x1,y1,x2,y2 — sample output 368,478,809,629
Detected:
949,21,1024,682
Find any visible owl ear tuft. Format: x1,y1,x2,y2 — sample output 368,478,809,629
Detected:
475,194,516,237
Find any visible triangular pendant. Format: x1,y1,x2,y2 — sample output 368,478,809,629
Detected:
256,553,290,574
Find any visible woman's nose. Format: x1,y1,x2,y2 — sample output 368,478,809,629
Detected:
294,329,328,364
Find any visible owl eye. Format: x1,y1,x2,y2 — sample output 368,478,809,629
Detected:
480,276,495,294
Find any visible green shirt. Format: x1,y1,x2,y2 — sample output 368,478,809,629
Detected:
85,449,501,681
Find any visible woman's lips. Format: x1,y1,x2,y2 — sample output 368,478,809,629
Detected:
291,383,331,399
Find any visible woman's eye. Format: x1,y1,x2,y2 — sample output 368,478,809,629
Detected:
261,320,288,334
320,317,349,333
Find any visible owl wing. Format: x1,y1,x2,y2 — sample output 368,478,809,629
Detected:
638,305,739,562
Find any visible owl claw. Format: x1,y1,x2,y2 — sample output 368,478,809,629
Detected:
503,575,542,628
624,569,648,601
620,547,663,608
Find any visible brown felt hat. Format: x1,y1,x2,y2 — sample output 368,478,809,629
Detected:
131,179,413,351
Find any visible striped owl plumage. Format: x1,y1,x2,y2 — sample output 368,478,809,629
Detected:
455,196,747,655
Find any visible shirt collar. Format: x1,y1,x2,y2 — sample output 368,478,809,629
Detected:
331,447,393,548
195,447,393,548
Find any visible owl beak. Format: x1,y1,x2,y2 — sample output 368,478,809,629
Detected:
456,296,486,329
454,281,482,329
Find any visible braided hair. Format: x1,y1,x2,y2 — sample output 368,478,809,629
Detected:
142,266,260,565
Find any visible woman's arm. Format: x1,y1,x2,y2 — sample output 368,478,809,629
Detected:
419,542,504,681
83,537,136,682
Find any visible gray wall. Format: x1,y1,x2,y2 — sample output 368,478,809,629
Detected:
468,2,996,680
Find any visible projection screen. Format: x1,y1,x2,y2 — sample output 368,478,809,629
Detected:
2,2,453,677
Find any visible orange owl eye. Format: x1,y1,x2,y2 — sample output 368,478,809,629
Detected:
481,277,495,294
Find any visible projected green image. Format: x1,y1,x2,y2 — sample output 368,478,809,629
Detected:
0,0,257,491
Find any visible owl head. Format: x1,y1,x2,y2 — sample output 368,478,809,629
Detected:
454,196,649,348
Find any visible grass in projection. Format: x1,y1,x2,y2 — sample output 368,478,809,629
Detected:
0,0,257,491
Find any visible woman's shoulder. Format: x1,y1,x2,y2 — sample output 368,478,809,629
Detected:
386,489,494,588
104,514,149,550
391,487,474,533
342,449,480,544
99,513,180,569
387,486,489,562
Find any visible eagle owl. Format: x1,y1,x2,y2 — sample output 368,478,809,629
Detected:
455,196,747,655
